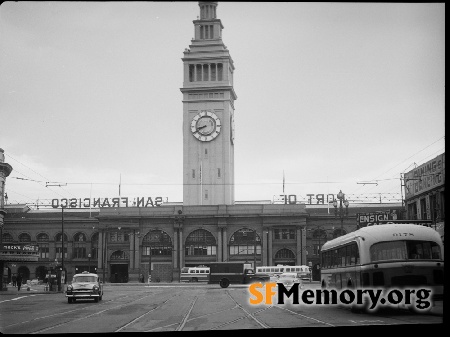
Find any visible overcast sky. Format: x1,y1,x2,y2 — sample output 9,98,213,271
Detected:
0,2,445,208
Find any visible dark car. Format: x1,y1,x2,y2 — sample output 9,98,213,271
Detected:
66,271,103,303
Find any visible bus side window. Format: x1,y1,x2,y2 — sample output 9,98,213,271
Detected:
345,245,351,266
350,244,356,265
355,246,360,264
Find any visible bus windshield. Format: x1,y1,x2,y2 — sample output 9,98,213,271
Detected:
370,240,442,262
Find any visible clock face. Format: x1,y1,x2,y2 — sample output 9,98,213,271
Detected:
191,110,221,142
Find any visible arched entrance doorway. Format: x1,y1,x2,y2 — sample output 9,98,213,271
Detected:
17,266,30,283
273,248,296,266
110,250,129,283
35,266,47,282
142,230,173,282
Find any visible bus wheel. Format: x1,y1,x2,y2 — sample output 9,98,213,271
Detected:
219,279,230,288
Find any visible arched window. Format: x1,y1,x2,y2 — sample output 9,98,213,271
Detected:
142,230,172,256
2,233,13,242
275,248,295,259
73,232,87,258
332,228,347,238
19,233,31,242
111,250,128,260
37,233,49,242
37,233,49,259
312,229,328,240
74,233,86,242
55,233,68,242
229,228,261,257
185,229,216,256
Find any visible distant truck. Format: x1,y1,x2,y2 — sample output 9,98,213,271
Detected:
209,262,270,288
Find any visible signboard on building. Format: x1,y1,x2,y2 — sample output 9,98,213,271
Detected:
0,244,39,262
356,210,399,228
404,153,445,199
51,196,167,209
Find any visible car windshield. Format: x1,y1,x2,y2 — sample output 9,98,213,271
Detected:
73,276,97,283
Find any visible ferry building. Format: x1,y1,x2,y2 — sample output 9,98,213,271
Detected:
1,2,409,286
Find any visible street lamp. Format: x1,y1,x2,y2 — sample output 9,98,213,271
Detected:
333,190,349,236
61,206,65,285
88,253,91,273
251,229,255,269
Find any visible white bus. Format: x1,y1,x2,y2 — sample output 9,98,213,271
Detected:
180,266,210,283
256,265,311,281
320,223,444,300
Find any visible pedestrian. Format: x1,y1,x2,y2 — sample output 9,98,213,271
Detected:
12,275,17,287
16,273,23,291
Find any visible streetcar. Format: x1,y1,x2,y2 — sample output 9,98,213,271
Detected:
320,223,444,301
180,266,210,282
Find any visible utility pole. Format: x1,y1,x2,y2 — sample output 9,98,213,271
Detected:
61,207,64,288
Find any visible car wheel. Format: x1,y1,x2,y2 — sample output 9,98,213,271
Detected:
94,297,99,303
68,298,72,304
72,298,76,303
219,279,230,288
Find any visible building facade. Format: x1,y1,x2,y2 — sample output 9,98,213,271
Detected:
1,2,422,287
2,202,405,283
404,152,445,243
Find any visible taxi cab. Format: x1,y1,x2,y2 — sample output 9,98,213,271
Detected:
66,271,103,303
277,272,303,287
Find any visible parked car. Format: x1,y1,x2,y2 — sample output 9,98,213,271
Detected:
269,274,280,283
66,271,103,303
276,272,302,287
29,279,40,285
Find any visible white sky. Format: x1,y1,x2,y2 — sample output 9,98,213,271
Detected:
0,2,445,207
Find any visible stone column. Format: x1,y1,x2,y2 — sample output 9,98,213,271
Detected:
222,227,228,262
268,228,273,266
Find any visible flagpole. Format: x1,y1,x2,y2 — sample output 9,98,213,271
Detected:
200,160,203,205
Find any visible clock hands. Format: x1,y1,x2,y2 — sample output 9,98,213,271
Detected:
197,125,207,131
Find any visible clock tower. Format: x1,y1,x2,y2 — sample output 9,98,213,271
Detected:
181,1,237,205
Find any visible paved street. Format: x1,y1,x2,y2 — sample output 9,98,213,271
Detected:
0,281,443,333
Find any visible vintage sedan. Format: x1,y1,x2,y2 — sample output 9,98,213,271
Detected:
66,271,103,303
277,272,303,287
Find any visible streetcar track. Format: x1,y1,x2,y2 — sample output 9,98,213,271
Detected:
114,296,176,332
273,305,335,327
28,292,161,334
2,293,140,329
3,286,439,332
